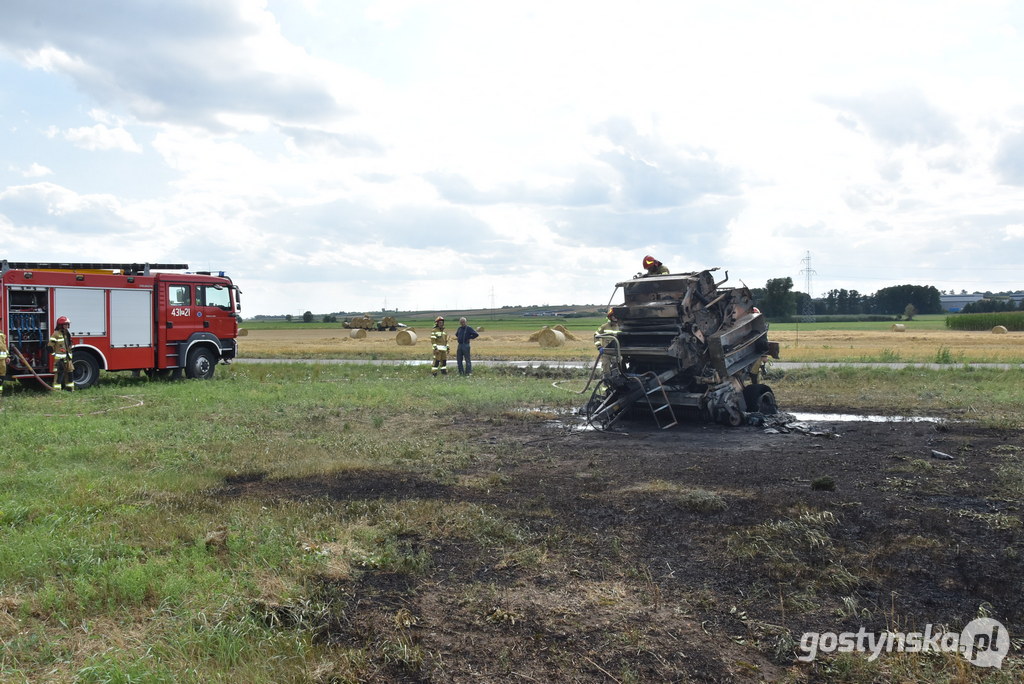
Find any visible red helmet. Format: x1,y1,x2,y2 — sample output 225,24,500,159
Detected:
434,316,444,323
643,255,660,270
56,316,71,327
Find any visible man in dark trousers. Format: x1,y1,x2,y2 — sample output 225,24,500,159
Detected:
455,317,480,375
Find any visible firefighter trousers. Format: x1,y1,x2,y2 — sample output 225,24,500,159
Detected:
54,358,75,391
431,349,448,375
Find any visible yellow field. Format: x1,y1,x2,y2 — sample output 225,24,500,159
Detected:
238,326,1023,363
239,327,595,360
775,328,1023,363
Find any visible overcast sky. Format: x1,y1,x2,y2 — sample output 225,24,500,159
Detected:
2,1,1023,316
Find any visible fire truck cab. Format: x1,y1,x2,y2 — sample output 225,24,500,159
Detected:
1,261,241,390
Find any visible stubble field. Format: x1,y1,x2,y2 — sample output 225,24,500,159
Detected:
239,319,1024,365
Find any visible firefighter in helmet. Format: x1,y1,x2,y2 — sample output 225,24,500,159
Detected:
642,255,669,276
430,316,450,376
48,316,75,391
0,329,9,399
594,307,620,373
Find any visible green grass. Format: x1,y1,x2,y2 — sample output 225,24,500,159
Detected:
240,320,347,330
0,364,579,682
946,312,1024,331
0,363,1022,680
767,365,1024,426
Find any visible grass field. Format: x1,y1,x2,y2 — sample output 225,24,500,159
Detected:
2,318,1023,681
238,315,1024,364
0,365,583,682
1,362,1024,681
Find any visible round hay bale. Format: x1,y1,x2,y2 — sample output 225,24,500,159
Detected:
476,326,484,332
537,328,566,347
396,329,418,346
992,325,1009,334
891,324,906,332
349,328,367,339
553,324,579,341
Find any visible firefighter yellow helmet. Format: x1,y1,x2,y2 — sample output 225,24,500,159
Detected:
434,316,444,323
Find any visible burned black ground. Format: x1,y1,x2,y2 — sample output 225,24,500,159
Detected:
220,414,1024,682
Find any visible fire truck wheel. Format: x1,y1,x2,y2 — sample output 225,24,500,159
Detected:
185,347,216,380
72,350,100,389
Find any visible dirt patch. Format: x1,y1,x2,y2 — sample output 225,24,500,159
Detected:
220,468,451,502
219,413,1024,682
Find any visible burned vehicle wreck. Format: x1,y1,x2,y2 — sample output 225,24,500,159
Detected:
585,268,780,429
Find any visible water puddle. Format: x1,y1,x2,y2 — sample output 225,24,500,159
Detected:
515,406,600,432
553,420,599,432
790,412,945,424
530,406,946,433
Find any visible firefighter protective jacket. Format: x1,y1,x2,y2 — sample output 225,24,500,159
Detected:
594,319,619,348
48,328,72,360
430,326,449,352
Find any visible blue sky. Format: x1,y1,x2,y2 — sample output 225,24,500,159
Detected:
2,0,1023,315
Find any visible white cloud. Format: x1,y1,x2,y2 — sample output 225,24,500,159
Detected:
0,182,137,234
0,0,350,132
1,0,1024,314
20,163,53,178
61,124,142,152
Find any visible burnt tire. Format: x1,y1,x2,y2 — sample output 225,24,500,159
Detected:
717,406,744,427
743,383,777,415
185,347,216,380
72,350,100,390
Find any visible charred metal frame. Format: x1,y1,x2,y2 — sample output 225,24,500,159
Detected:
585,268,780,429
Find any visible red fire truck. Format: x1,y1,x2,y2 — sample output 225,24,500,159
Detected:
2,261,241,389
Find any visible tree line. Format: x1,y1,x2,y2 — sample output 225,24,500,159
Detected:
750,278,944,319
958,298,1023,314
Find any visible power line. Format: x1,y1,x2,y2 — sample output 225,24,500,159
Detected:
799,251,816,298
798,251,816,323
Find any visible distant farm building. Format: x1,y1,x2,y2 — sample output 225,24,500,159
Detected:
940,293,985,312
940,292,1024,312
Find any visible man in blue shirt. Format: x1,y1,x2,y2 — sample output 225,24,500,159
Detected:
455,317,480,375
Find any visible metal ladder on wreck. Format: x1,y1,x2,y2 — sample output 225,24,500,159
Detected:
629,372,678,430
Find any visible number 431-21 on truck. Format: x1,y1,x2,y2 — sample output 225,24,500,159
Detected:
2,261,242,390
